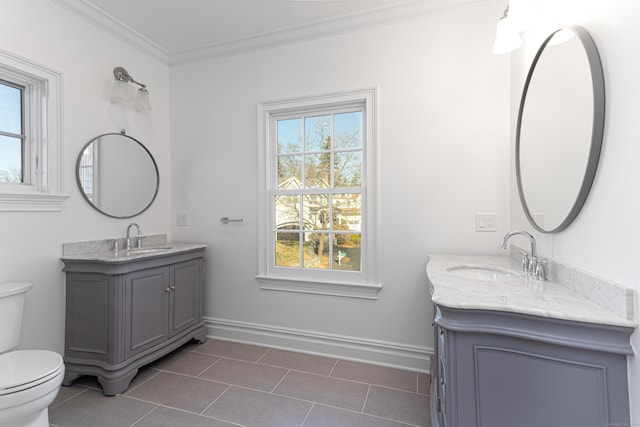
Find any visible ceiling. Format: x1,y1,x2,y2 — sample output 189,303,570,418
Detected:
52,0,488,64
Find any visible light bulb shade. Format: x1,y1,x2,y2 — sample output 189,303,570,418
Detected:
135,88,152,112
111,79,129,104
506,0,527,32
492,17,522,54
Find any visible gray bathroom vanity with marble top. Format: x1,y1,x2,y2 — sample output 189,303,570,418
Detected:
60,237,207,395
426,254,636,427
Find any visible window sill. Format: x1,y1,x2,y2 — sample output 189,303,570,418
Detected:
256,275,382,300
0,192,69,212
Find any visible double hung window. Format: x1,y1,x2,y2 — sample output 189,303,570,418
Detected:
258,88,380,299
0,80,25,184
0,49,65,211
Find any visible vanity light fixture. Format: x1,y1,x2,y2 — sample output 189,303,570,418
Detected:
492,4,522,54
111,66,151,112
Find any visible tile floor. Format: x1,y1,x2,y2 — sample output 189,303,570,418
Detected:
49,339,430,427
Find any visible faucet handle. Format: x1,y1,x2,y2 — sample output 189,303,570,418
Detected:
535,258,548,281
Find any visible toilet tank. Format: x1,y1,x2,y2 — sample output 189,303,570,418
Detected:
0,282,33,353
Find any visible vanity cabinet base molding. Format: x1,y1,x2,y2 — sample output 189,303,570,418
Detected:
431,305,633,427
62,249,207,395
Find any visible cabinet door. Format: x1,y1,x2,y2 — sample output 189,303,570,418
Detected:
125,267,170,359
169,259,202,337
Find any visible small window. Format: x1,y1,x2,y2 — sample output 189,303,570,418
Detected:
257,88,380,299
0,49,66,211
0,80,25,183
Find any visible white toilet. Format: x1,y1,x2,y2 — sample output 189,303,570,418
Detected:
0,282,64,427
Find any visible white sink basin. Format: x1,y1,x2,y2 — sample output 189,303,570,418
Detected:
446,265,520,282
125,246,172,255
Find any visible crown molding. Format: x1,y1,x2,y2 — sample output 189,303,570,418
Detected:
50,0,169,64
50,0,490,66
171,0,490,65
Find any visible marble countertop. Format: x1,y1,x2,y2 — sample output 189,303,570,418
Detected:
61,242,207,263
426,254,636,328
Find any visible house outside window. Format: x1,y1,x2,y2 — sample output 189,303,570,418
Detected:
257,88,381,299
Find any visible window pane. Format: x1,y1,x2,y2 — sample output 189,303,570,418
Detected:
333,234,361,271
275,195,300,230
277,118,302,153
334,112,362,149
303,194,328,230
334,151,362,187
0,135,22,183
278,155,301,188
305,153,330,188
275,232,300,267
0,82,22,135
332,194,361,232
305,115,331,151
303,232,329,269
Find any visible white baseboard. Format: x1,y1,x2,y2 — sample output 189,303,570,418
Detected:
203,316,433,373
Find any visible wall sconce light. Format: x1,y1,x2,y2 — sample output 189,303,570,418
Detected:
492,5,522,55
111,66,152,112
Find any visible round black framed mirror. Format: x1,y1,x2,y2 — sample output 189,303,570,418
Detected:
76,131,159,218
516,26,605,233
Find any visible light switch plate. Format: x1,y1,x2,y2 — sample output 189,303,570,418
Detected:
176,213,188,227
475,213,497,232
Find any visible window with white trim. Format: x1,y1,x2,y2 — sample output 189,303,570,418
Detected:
0,49,66,211
257,88,380,299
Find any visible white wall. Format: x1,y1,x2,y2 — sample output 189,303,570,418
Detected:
0,0,171,352
171,1,510,369
509,0,640,421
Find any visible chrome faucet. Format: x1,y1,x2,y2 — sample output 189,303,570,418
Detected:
500,230,546,280
126,223,142,249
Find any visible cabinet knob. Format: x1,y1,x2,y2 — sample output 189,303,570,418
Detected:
170,286,176,291
164,287,171,293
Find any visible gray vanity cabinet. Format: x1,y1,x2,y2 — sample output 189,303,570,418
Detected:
124,260,201,359
431,304,634,427
62,249,207,395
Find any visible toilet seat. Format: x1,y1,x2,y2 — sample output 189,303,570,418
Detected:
0,350,63,396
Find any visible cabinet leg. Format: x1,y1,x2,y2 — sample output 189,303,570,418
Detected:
194,330,207,344
98,369,139,396
62,371,81,387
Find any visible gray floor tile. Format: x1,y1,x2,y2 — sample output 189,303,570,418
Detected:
274,370,369,412
303,404,413,427
51,385,87,409
49,389,156,427
199,357,288,392
364,386,430,427
126,372,228,413
331,360,418,392
150,349,221,376
51,342,428,427
204,386,312,427
258,348,337,375
195,339,269,362
134,406,238,427
418,372,430,395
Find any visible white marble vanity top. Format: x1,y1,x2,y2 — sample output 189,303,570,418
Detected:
61,235,206,263
427,254,636,328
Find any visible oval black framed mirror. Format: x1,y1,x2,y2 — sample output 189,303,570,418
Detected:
76,131,159,218
516,26,605,233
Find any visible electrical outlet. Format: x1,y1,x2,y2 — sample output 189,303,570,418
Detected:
475,213,497,232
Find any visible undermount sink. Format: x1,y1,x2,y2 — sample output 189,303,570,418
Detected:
125,246,172,255
446,265,520,282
